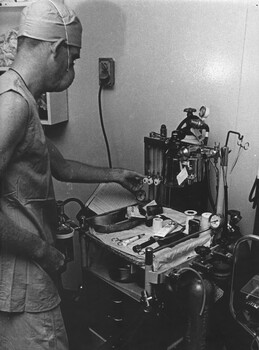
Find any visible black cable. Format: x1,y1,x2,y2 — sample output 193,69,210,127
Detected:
222,165,229,233
206,161,216,213
176,117,188,130
98,84,112,168
63,197,85,209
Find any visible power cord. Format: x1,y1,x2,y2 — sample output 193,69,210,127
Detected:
98,84,112,168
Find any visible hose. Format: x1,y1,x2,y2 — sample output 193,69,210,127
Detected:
176,267,206,316
63,197,85,209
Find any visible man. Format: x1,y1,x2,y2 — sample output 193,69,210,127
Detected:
0,1,143,349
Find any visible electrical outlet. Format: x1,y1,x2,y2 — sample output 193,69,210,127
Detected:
99,58,115,88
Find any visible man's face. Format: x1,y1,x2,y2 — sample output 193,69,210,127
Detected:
49,42,81,92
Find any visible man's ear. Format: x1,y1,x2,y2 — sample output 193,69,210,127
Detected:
51,38,66,58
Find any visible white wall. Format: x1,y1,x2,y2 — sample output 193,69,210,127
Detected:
50,0,259,288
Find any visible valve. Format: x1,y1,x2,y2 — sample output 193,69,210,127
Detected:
195,246,211,260
183,107,197,117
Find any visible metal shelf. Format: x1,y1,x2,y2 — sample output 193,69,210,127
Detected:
86,263,143,302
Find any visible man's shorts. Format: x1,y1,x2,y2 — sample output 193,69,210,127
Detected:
0,305,69,350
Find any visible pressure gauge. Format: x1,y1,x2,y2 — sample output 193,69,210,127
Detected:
209,214,224,230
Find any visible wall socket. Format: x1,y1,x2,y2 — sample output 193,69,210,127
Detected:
99,58,115,88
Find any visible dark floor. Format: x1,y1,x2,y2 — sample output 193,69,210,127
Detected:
60,284,253,350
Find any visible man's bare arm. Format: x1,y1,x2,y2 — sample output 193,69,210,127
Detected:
47,139,144,193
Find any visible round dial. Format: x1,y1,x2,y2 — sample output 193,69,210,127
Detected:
136,189,146,202
209,214,224,229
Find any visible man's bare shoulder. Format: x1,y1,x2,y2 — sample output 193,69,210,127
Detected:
0,90,29,127
0,90,28,115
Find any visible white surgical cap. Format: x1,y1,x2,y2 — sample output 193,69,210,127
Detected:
18,0,82,48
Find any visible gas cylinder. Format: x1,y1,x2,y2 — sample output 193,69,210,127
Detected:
183,276,214,350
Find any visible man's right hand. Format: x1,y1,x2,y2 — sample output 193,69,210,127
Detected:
36,242,66,277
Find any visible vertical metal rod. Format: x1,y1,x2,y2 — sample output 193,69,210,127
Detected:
145,247,153,296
